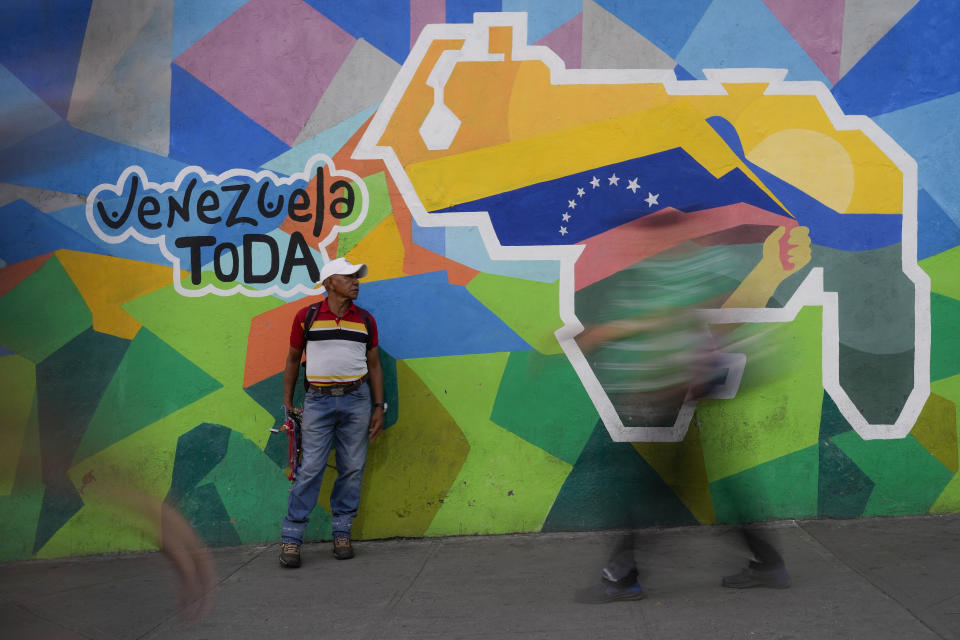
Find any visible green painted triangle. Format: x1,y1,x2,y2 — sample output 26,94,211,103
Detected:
74,328,223,463
833,430,954,517
203,430,292,544
710,445,819,523
122,278,283,387
177,482,242,547
543,421,697,531
931,292,960,381
818,438,873,518
921,245,960,300
0,256,90,363
337,172,391,257
819,392,852,440
467,274,563,355
490,350,598,465
166,423,231,505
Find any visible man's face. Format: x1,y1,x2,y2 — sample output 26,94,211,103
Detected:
325,272,360,299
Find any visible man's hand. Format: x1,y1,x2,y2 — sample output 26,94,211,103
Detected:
369,407,384,441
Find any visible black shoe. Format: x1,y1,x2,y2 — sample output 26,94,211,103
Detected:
575,578,645,604
333,536,354,560
722,562,790,589
279,542,301,568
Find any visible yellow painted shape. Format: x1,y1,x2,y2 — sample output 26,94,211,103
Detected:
351,361,471,538
376,38,466,162
407,354,572,536
0,355,36,495
56,250,179,340
507,63,673,142
632,420,716,523
344,214,407,283
406,100,769,211
729,93,901,213
747,129,856,213
910,393,958,473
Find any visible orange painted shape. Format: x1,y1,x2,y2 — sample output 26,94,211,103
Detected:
55,251,179,340
446,61,521,151
387,180,478,286
488,26,513,60
575,204,797,290
0,253,54,298
376,39,466,163
244,299,312,389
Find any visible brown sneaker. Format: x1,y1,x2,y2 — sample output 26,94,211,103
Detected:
279,542,301,568
333,536,354,560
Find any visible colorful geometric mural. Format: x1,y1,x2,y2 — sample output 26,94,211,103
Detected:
1,0,959,561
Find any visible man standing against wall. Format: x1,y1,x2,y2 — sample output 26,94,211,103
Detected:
278,257,386,568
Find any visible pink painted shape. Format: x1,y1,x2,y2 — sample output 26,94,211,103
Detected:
175,0,355,145
535,12,582,69
763,0,845,84
411,0,445,49
575,205,798,290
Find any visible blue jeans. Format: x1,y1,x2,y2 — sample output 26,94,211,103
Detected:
281,383,371,544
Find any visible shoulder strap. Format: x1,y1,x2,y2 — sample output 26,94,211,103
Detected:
300,302,321,392
302,302,321,342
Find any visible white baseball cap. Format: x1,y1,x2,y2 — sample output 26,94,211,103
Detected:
319,257,368,284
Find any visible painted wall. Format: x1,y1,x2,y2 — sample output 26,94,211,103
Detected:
1,0,958,561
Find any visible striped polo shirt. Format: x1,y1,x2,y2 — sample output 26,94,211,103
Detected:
290,299,379,387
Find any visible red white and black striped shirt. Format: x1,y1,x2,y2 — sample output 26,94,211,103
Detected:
290,299,378,386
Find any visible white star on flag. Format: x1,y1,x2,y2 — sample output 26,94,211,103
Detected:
577,187,585,197
590,176,600,188
561,212,571,222
627,178,640,193
568,199,577,209
559,226,568,236
608,173,620,186
645,192,660,207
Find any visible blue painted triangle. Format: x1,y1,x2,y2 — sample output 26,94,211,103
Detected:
673,63,697,81
875,90,960,230
0,200,104,263
503,0,582,43
0,120,188,195
49,203,172,267
304,0,412,63
170,65,290,173
596,0,712,58
675,0,830,85
445,0,502,27
0,0,92,118
917,190,960,260
832,0,960,116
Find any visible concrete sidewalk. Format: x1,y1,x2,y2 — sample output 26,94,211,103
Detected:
1,515,958,639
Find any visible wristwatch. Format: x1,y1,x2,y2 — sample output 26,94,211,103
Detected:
374,402,388,410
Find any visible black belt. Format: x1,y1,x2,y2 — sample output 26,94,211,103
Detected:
311,375,367,396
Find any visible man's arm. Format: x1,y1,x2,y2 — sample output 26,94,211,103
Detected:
366,346,385,441
282,346,304,411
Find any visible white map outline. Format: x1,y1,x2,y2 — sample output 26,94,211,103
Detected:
85,153,369,298
353,12,931,442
